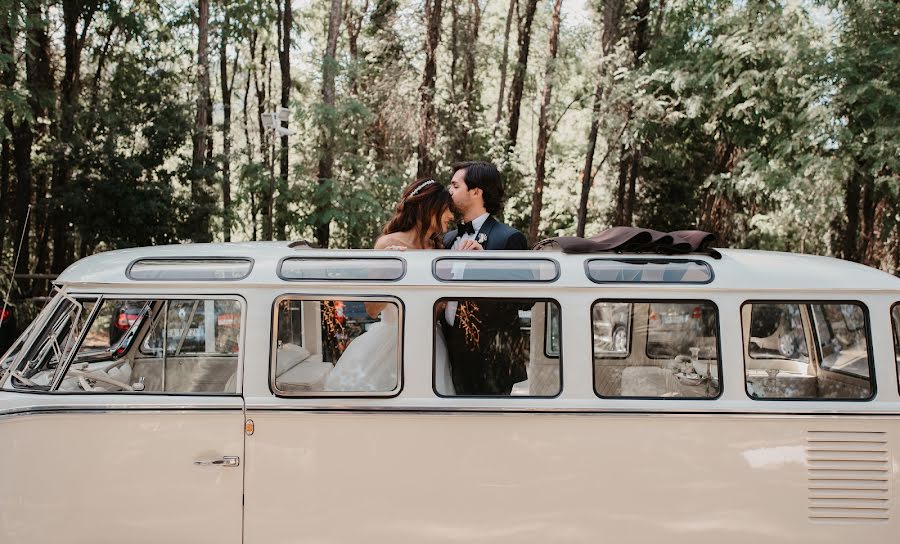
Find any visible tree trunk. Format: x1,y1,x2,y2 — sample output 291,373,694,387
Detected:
11,121,31,277
316,0,343,247
416,0,443,178
0,1,17,257
255,40,272,240
244,31,258,240
576,0,625,236
504,0,537,153
618,0,650,227
220,4,238,242
449,0,459,101
25,1,53,290
859,177,876,264
614,145,628,225
344,0,365,94
51,0,96,272
623,148,640,225
275,0,292,240
189,0,212,242
528,0,562,243
495,0,516,125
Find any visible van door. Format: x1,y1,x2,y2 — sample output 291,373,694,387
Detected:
0,295,246,544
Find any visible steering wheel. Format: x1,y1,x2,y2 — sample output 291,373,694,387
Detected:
67,368,134,392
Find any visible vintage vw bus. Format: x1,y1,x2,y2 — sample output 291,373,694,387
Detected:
1,240,899,544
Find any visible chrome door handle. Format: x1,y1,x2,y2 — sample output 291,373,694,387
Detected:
194,455,240,467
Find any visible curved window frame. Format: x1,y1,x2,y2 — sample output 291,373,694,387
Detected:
269,294,405,398
432,257,560,283
277,257,407,282
591,298,723,401
585,258,713,285
126,258,254,281
431,296,563,399
740,299,876,402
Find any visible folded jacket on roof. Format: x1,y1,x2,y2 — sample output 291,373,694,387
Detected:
534,227,721,258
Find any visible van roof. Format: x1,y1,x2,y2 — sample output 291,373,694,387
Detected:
54,242,900,292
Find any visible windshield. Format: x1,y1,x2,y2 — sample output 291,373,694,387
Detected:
0,293,63,383
2,294,100,391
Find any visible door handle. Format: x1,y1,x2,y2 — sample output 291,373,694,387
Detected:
194,455,240,467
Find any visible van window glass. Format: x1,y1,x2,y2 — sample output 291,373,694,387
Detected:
279,258,404,281
586,259,712,284
433,258,558,282
743,302,873,400
593,300,720,399
545,303,561,357
272,297,401,395
892,304,900,394
128,259,252,281
4,296,98,391
55,298,241,394
592,302,632,356
434,298,561,397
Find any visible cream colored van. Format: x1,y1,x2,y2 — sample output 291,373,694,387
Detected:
1,242,899,544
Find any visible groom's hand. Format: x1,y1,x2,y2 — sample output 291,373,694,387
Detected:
459,240,483,251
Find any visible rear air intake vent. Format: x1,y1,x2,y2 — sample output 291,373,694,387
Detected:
807,430,891,522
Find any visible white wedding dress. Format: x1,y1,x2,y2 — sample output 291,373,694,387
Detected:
324,305,400,392
322,304,455,394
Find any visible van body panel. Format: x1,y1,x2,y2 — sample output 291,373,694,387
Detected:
242,411,898,544
0,402,244,544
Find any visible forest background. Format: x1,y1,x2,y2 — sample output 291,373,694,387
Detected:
0,0,898,319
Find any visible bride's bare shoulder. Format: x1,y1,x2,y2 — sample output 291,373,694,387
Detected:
374,234,411,250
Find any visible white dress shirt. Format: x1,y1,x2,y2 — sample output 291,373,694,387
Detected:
445,213,490,326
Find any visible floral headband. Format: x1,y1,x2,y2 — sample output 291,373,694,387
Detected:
408,179,436,199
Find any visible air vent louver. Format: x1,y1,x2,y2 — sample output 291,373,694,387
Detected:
807,430,891,522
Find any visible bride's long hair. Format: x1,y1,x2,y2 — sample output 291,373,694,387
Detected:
383,178,452,249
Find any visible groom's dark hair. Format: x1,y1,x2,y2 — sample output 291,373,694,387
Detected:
452,161,505,215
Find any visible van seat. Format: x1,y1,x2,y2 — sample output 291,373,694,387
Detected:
276,355,333,392
275,343,311,375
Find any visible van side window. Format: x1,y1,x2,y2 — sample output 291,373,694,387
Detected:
55,298,242,394
742,302,873,400
434,298,561,397
892,304,900,394
271,297,402,395
592,300,720,399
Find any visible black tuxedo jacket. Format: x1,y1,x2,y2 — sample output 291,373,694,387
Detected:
442,216,528,250
440,216,529,395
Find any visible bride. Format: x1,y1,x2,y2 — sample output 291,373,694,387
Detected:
323,178,482,393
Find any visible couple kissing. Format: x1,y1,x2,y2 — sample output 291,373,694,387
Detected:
379,160,528,396
324,161,529,396
374,161,528,252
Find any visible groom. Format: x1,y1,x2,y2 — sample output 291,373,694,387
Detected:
441,161,529,395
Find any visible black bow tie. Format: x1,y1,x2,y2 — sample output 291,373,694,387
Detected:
458,221,476,236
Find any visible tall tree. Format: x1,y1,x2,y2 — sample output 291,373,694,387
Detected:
504,0,537,153
189,0,213,242
528,0,562,243
615,0,650,226
0,0,18,257
576,0,624,236
275,0,292,240
495,0,516,125
219,1,241,242
51,0,98,271
315,0,343,247
416,0,443,178
25,0,54,289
